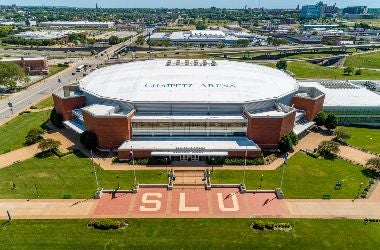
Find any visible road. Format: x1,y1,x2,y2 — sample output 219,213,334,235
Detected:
0,31,147,123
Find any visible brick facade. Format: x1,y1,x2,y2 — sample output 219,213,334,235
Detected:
53,94,86,121
4,58,49,75
227,150,261,158
118,150,152,160
246,111,296,149
82,111,134,149
292,95,325,121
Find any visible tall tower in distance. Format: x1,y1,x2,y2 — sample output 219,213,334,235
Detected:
96,3,99,10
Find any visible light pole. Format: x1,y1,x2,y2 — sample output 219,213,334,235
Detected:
117,175,120,190
354,182,364,201
242,146,247,187
280,152,289,191
165,157,168,173
260,174,264,189
90,150,99,190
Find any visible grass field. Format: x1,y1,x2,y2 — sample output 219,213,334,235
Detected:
1,218,380,249
212,153,371,199
344,127,380,154
0,111,50,154
286,61,380,80
344,51,380,69
33,96,54,109
0,152,167,199
48,65,68,77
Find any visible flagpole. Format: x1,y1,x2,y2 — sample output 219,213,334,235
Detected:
131,146,136,186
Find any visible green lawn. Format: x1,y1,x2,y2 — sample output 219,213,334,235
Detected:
287,61,380,80
344,51,380,69
1,219,380,249
0,111,50,154
48,65,68,76
212,153,371,199
34,96,54,109
344,126,380,154
0,152,167,199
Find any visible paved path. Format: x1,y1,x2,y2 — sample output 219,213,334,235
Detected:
338,145,373,166
0,144,39,169
2,185,380,219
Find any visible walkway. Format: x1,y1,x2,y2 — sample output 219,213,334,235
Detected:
0,144,39,169
2,185,380,219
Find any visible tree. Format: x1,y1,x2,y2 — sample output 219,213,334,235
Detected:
276,60,287,71
195,23,207,30
50,109,63,128
289,131,299,146
354,69,362,75
278,134,294,153
135,36,145,46
366,157,380,172
333,127,351,142
38,138,61,153
24,128,44,145
318,140,340,158
0,62,29,90
314,111,327,126
343,66,354,76
108,35,120,45
80,131,98,150
325,113,338,130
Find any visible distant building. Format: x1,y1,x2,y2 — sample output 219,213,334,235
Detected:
343,6,368,15
300,2,326,19
39,21,114,29
14,30,80,40
1,57,49,75
150,30,267,46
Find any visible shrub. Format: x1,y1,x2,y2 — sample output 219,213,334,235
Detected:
30,105,38,109
24,127,44,145
288,131,299,146
251,220,266,230
265,221,275,230
318,140,340,158
38,138,61,154
88,219,128,230
223,156,265,166
80,131,98,150
314,111,327,126
325,113,338,130
276,60,287,70
354,69,362,75
50,108,63,128
278,134,294,153
333,127,351,142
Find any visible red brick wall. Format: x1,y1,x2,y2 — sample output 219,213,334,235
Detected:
82,111,134,149
246,112,296,149
53,94,86,121
292,95,325,121
118,150,151,160
12,58,48,73
227,151,261,158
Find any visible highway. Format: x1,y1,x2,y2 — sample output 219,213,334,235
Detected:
0,31,147,123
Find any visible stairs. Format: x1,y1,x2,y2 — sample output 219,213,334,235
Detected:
173,170,205,189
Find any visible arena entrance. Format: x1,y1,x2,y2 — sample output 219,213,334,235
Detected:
179,155,199,161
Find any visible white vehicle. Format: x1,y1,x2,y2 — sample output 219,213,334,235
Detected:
76,65,85,72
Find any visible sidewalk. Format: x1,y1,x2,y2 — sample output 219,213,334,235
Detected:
0,144,39,169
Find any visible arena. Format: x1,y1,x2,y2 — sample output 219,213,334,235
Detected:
53,59,325,161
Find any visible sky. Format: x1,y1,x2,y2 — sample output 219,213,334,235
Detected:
1,0,379,9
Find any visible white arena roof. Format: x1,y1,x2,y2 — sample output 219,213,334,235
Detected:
299,81,380,107
79,60,298,104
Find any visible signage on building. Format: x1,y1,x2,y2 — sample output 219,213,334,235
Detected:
145,83,236,88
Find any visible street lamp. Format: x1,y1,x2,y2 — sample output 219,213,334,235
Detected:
242,146,247,187
260,174,264,189
165,157,168,173
280,152,289,191
117,175,120,190
90,150,99,190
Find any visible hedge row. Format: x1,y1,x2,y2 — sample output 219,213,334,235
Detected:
250,220,292,231
133,157,171,165
207,156,265,166
88,219,128,230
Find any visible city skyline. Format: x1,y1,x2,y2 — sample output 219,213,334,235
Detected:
1,0,379,9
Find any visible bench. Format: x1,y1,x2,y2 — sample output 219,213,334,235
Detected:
322,194,331,200
63,194,72,199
